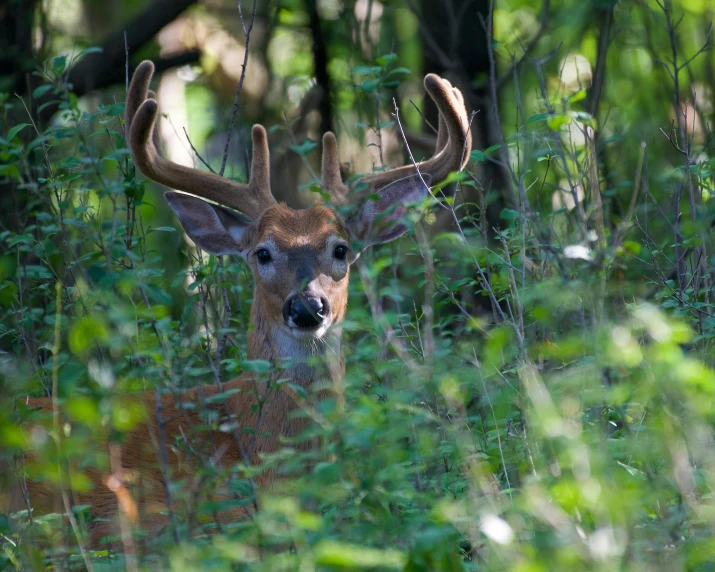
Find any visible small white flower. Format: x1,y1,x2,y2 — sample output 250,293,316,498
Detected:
480,514,514,545
88,359,115,389
564,245,592,261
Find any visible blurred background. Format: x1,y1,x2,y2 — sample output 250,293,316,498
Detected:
0,0,616,229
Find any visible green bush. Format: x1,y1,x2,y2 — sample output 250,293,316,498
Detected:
1,7,715,571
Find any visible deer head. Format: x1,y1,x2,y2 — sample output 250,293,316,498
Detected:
126,61,471,354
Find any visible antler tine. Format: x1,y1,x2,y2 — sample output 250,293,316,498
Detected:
435,113,449,154
125,65,165,161
321,132,349,205
125,60,276,220
435,82,467,153
358,74,472,191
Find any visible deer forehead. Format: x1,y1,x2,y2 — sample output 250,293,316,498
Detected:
256,205,345,249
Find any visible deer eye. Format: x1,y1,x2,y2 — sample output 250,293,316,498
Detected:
256,248,272,264
334,245,348,260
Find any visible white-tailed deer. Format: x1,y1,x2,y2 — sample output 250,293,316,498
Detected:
14,60,471,545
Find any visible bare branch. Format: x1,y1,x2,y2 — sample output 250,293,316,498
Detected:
219,0,258,177
184,127,217,173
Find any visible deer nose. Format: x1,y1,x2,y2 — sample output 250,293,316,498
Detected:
283,295,328,329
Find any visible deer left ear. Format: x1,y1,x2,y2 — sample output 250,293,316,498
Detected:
164,191,254,259
349,173,432,247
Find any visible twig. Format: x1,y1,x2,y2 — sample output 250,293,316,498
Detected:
391,98,446,209
124,31,129,94
219,0,258,177
184,127,217,173
612,141,647,249
474,351,513,502
214,257,232,381
391,97,520,347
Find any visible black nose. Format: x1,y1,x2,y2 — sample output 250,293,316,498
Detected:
283,295,328,328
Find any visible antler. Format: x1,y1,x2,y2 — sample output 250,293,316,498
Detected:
320,74,471,204
125,61,276,219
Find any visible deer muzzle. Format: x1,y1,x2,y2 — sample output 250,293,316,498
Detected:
283,293,330,329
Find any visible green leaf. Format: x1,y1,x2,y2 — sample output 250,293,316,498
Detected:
32,84,53,99
6,123,30,141
526,113,549,124
0,164,21,180
314,541,407,569
205,389,242,404
432,170,468,191
360,78,380,93
352,65,375,76
98,102,126,117
470,150,485,162
242,359,272,373
387,67,411,77
52,55,67,75
69,316,109,356
547,114,571,130
65,396,99,426
376,52,398,67
56,156,82,170
568,89,587,103
0,281,17,307
74,46,103,61
376,120,395,129
500,208,520,220
623,240,642,255
290,138,318,156
573,110,598,128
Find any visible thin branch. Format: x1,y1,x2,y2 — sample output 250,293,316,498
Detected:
219,0,258,177
184,127,217,173
391,98,445,208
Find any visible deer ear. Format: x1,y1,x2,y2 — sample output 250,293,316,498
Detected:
164,191,254,258
350,173,432,247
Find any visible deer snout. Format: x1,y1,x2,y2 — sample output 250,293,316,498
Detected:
283,294,330,329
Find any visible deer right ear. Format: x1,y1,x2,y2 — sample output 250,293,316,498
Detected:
349,173,432,248
164,191,254,258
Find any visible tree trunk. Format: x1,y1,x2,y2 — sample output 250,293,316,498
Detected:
421,0,511,231
0,0,40,235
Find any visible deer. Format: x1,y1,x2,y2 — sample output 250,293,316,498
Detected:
10,60,471,547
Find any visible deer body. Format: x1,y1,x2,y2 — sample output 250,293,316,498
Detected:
13,61,471,545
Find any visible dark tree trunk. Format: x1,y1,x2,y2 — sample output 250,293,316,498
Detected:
0,0,40,235
0,0,39,95
305,0,333,135
421,0,511,231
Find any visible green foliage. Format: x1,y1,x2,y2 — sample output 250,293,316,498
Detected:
2,1,715,570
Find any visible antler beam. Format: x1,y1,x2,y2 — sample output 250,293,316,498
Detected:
320,74,471,206
125,61,276,219
361,74,471,189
